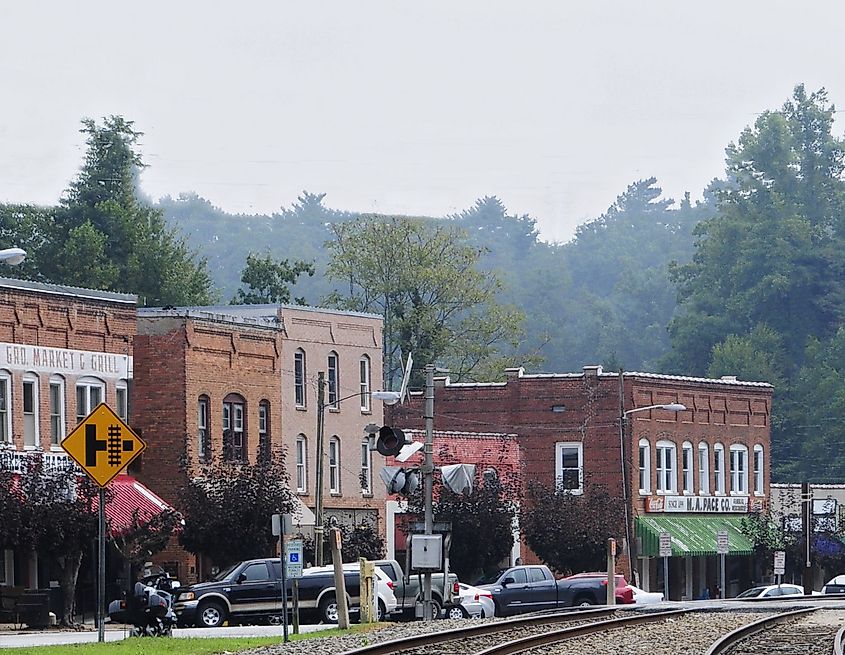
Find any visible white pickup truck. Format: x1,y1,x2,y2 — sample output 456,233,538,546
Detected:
375,559,458,618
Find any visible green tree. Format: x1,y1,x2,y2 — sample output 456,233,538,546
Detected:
232,253,314,305
178,454,295,567
325,215,527,388
37,116,214,305
522,482,625,576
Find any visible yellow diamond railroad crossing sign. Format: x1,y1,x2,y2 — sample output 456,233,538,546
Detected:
61,403,146,487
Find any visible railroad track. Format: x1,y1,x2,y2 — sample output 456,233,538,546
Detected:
339,608,689,655
706,607,845,655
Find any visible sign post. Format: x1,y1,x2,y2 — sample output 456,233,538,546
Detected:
286,539,303,634
716,530,729,599
659,531,671,601
61,404,146,643
773,550,786,588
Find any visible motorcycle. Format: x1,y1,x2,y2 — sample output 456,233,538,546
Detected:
108,572,180,636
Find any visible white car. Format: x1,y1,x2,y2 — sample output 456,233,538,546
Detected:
628,585,663,604
444,583,496,619
301,564,398,620
735,583,807,599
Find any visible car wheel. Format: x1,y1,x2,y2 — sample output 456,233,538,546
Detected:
377,600,386,622
445,604,468,620
574,594,596,607
198,600,227,628
320,596,339,624
431,597,442,619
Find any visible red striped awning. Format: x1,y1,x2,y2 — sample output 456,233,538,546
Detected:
93,474,174,537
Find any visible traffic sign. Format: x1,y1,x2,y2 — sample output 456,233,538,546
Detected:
286,539,304,579
659,531,672,558
716,530,729,555
61,403,146,487
773,550,786,575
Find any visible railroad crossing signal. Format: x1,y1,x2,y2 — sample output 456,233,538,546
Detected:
61,403,146,487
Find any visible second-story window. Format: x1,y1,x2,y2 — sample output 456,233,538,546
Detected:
359,356,371,412
754,445,764,495
329,436,340,493
638,439,650,493
656,441,677,494
258,401,271,462
294,350,306,408
197,396,209,460
115,380,128,422
714,443,726,495
0,371,10,444
295,435,307,492
682,441,693,494
23,374,39,448
49,376,66,448
327,352,339,409
76,377,104,424
223,394,245,462
730,445,748,495
360,440,372,494
698,442,710,494
555,442,583,494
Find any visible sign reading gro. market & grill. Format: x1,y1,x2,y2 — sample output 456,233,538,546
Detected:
1,342,131,379
646,495,754,513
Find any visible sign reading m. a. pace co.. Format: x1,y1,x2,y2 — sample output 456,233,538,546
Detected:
1,342,131,379
647,495,750,513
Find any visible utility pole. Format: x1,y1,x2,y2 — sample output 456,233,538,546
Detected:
422,363,435,621
314,372,326,567
802,481,812,595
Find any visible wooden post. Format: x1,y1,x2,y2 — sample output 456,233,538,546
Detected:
330,527,349,628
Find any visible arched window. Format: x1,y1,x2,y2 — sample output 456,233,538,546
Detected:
76,376,105,424
730,444,749,495
754,445,764,495
360,439,372,495
638,439,650,493
49,375,66,448
294,350,306,408
359,355,371,412
655,440,677,494
22,372,39,448
223,393,246,462
295,435,308,492
329,436,341,494
714,443,726,495
0,370,10,445
197,395,210,460
682,441,694,494
698,442,710,495
258,400,271,462
327,352,339,409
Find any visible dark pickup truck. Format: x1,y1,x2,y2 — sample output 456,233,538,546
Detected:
476,565,632,616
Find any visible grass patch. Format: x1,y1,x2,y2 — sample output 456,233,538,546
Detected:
7,623,390,654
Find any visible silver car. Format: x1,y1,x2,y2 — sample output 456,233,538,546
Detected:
444,583,496,619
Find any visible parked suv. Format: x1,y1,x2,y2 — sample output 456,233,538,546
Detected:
174,558,395,627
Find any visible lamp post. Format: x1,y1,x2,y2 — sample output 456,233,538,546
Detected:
313,375,400,566
617,378,685,585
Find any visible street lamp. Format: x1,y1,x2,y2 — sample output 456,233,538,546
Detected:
0,248,26,266
618,399,686,584
313,373,400,566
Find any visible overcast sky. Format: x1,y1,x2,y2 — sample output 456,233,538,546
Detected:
1,1,843,242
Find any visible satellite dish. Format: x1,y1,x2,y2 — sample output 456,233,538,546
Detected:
399,352,413,404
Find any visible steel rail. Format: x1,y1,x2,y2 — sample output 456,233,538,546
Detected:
338,607,617,655
474,608,692,655
703,607,817,655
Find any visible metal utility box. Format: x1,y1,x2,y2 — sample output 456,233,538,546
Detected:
410,534,443,570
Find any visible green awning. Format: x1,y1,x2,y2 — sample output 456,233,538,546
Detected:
636,515,754,557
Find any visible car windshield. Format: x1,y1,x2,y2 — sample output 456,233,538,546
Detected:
736,586,767,598
475,569,507,585
211,563,239,581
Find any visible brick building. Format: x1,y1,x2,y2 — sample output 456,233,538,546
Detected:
0,277,138,590
387,365,772,598
133,304,388,582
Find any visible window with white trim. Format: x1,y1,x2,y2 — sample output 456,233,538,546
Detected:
714,443,726,495
294,350,306,408
681,442,693,494
295,435,307,492
329,437,340,494
49,376,65,447
115,380,128,422
698,442,710,495
360,440,372,494
23,374,39,448
197,396,210,460
76,376,104,424
258,400,271,462
0,371,10,444
359,356,371,412
754,445,764,495
327,352,339,409
638,439,650,493
223,394,245,462
730,444,748,495
656,441,677,494
555,442,583,494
